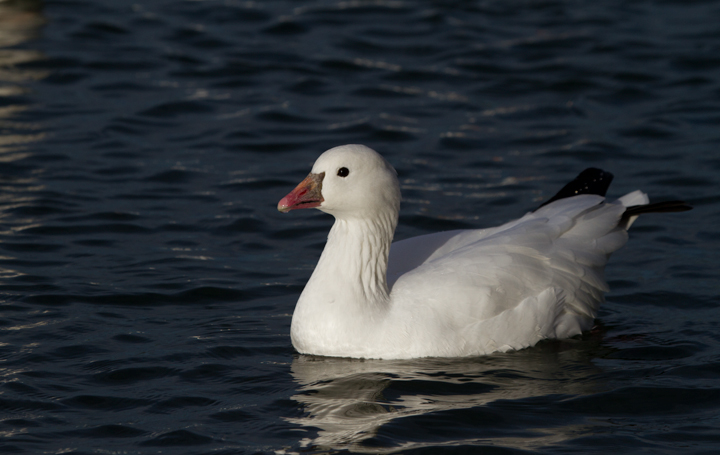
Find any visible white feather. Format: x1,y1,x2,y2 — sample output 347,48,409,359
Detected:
284,145,649,359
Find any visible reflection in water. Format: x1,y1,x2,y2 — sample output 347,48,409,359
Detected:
0,0,47,159
0,1,45,47
0,0,46,277
288,339,610,453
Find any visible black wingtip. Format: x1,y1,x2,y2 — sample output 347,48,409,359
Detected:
622,200,693,220
535,168,614,211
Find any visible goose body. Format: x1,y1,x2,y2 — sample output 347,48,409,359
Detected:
278,144,689,359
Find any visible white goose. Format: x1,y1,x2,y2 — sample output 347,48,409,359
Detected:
278,144,689,359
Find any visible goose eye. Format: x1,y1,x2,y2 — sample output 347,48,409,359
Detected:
337,167,349,177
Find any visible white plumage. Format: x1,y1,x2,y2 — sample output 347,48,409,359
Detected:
277,144,653,359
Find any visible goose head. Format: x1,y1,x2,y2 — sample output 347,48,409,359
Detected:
278,144,401,219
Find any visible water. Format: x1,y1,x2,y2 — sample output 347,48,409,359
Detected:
0,0,718,453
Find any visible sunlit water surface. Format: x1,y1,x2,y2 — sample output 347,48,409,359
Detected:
0,0,718,454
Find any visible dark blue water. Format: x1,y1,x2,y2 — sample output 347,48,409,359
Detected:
0,0,718,453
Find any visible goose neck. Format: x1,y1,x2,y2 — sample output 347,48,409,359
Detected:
322,211,396,304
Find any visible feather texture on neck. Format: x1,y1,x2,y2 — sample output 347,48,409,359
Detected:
290,209,397,356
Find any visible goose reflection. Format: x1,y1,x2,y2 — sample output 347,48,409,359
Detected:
287,336,610,453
